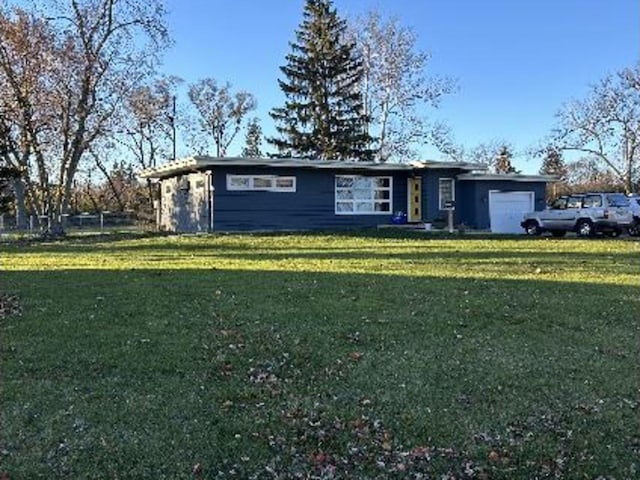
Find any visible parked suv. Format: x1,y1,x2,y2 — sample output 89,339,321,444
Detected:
521,192,633,237
628,194,640,236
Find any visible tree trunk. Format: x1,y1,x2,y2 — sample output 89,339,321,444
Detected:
11,176,28,229
93,153,125,211
378,99,390,162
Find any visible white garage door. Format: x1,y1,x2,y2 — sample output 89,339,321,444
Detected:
489,191,534,234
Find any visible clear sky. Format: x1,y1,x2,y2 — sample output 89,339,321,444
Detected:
161,0,639,173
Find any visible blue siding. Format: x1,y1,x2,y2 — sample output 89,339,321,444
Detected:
421,169,467,224
457,181,478,228
457,180,548,229
157,164,553,232
211,166,411,231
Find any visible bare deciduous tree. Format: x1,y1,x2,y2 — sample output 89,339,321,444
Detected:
455,139,513,172
565,157,621,192
0,0,169,234
349,11,457,161
0,10,56,227
551,63,640,193
107,75,181,208
122,76,181,169
187,79,256,157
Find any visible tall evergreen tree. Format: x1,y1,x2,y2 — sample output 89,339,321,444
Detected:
494,145,518,174
269,0,372,160
539,146,567,179
539,145,568,198
241,118,263,158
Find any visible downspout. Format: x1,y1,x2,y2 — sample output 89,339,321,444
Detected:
155,179,161,232
207,171,214,232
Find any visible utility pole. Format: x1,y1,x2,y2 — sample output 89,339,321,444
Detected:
172,95,177,162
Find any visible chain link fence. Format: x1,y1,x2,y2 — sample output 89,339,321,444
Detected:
0,211,154,234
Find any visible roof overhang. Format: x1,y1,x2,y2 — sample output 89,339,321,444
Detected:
457,173,559,183
140,156,487,179
413,161,488,171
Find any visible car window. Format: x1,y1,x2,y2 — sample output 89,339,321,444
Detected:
566,196,583,208
606,194,629,207
550,198,567,209
583,195,602,208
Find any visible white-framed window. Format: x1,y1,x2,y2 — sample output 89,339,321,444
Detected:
438,178,455,210
226,174,296,192
335,175,392,215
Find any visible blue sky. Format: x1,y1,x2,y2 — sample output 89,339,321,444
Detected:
161,0,639,173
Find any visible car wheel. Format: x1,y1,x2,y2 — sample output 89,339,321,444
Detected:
628,220,640,237
523,220,541,236
576,219,594,237
550,230,567,238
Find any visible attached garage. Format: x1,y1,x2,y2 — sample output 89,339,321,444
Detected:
456,174,554,233
488,190,534,234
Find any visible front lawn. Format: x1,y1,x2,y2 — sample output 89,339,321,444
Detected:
1,232,639,478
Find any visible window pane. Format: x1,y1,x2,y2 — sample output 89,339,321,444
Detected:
440,182,452,198
229,176,250,188
275,177,294,189
353,188,371,200
606,194,628,207
355,201,372,212
374,178,390,188
374,190,390,200
567,196,582,208
439,179,453,209
583,195,601,208
336,201,354,212
374,202,391,212
253,177,273,189
336,176,353,188
336,189,353,200
353,177,372,190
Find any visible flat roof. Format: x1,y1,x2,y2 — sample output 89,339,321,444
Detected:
140,156,487,179
457,173,559,182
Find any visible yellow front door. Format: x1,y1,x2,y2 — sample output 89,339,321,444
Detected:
407,177,422,222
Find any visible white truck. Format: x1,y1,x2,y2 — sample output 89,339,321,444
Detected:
520,192,633,237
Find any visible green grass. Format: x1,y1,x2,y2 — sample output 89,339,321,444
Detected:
1,231,639,478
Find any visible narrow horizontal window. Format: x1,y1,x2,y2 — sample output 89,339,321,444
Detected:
226,175,296,192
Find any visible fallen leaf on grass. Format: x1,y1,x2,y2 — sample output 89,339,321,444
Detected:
349,351,363,361
0,294,21,319
312,452,329,465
